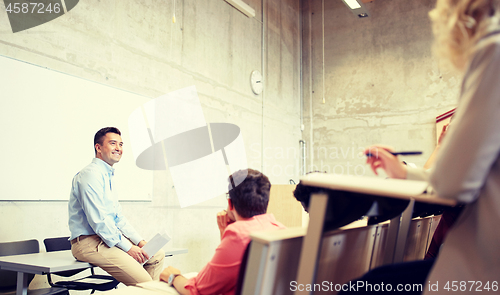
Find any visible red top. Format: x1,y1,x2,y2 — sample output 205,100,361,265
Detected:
184,213,285,295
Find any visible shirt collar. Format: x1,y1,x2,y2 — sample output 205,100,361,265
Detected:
92,158,115,176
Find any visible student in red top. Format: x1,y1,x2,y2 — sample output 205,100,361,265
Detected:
160,169,286,295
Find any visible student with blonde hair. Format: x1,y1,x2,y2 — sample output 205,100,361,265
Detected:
344,0,500,293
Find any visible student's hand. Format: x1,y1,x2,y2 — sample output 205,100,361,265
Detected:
217,210,235,238
127,245,149,263
160,266,181,283
364,145,407,179
424,124,450,169
438,123,449,145
138,240,147,248
160,266,190,295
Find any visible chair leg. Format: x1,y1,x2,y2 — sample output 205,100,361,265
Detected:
46,273,57,287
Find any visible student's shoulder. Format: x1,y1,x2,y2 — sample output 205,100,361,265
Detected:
470,31,500,68
224,221,245,234
222,222,253,242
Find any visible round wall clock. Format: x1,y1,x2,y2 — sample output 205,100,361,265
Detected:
250,70,263,95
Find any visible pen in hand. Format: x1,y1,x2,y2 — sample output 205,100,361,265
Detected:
365,151,422,157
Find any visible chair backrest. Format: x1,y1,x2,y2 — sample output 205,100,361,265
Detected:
370,223,389,270
44,237,83,278
44,237,71,252
234,242,252,295
0,239,39,291
240,226,377,295
316,225,377,287
240,228,304,295
403,217,432,262
426,214,442,253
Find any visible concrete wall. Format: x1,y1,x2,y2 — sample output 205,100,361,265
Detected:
302,0,460,176
0,0,301,289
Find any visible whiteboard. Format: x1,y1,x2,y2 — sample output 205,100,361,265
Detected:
0,55,153,201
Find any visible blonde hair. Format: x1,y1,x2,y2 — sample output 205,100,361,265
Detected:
429,0,500,70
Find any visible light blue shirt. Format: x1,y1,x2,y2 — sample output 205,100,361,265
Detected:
68,158,142,252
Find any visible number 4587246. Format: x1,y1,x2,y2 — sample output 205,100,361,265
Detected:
5,2,61,14
443,281,498,292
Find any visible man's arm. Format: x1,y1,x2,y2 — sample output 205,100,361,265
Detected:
76,171,148,262
216,210,235,240
113,201,150,262
186,229,246,295
160,227,246,295
111,196,150,262
76,172,132,251
113,196,144,245
126,245,149,263
160,266,190,295
173,276,190,295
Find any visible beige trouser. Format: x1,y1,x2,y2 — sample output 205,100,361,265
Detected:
71,235,164,286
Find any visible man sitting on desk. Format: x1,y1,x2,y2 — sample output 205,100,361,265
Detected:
68,127,164,285
160,169,286,295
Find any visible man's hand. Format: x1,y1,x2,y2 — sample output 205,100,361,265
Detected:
160,266,181,283
160,266,190,295
364,145,407,179
217,210,235,237
127,245,149,264
138,240,147,248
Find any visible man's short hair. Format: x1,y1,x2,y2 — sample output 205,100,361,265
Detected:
293,179,375,230
228,169,270,218
293,181,324,212
94,127,121,155
293,171,327,212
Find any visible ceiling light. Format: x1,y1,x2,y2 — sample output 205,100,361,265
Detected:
344,0,361,9
341,0,370,18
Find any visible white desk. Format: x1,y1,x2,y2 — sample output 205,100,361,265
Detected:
0,250,90,295
164,248,189,257
103,281,182,295
294,173,457,295
0,248,188,295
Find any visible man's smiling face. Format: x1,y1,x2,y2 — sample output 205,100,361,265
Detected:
96,132,123,166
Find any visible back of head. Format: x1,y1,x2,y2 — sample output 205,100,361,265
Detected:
293,179,377,230
228,169,270,218
293,171,328,212
430,0,500,70
293,181,324,213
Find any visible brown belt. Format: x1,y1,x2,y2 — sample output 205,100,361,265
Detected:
70,234,97,244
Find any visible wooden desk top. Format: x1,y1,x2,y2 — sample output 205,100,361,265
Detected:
300,173,457,206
